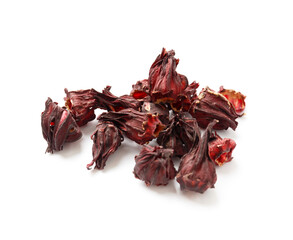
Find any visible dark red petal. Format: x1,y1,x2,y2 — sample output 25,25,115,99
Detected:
219,86,246,115
209,132,236,166
148,48,188,103
133,145,176,186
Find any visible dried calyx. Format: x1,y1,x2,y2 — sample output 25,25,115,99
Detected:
87,121,124,170
41,47,246,195
157,112,201,157
190,87,240,130
41,98,82,153
97,108,165,145
176,120,218,193
149,48,188,103
133,145,176,186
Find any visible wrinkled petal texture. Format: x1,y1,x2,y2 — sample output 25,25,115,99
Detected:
209,133,236,166
176,120,217,193
219,86,246,114
130,79,150,101
87,121,123,170
149,48,188,102
41,98,82,153
97,109,165,145
133,145,176,186
141,102,169,125
190,87,239,130
157,112,200,157
171,81,199,112
64,88,99,127
99,86,141,112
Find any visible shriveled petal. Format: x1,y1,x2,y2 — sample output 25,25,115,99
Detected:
149,48,188,103
219,86,246,114
133,145,176,186
87,121,123,170
176,120,217,193
190,87,239,130
209,132,236,166
97,109,165,145
41,98,82,153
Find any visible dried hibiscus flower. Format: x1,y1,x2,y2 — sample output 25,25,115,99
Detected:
133,145,176,186
130,79,150,101
97,86,141,112
41,98,82,153
64,88,99,127
64,86,141,127
149,48,188,103
219,86,246,115
208,132,236,166
87,121,124,170
97,108,165,145
190,87,239,130
157,112,200,157
141,101,169,125
171,81,199,112
176,120,217,193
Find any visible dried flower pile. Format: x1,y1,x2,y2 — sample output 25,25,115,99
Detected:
41,48,246,194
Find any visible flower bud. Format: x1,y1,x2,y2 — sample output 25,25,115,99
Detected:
157,112,200,157
133,145,176,186
98,109,165,145
176,120,217,193
190,87,239,130
41,98,82,153
64,88,99,127
149,48,188,103
87,121,123,170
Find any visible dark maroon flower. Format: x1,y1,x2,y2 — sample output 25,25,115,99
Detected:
130,79,150,101
133,145,176,186
149,48,188,103
141,101,169,125
176,120,217,193
64,86,141,127
41,98,82,153
208,132,236,166
157,112,200,157
87,121,124,170
98,86,141,112
190,87,239,130
64,88,99,127
98,108,165,145
171,81,199,112
219,86,246,115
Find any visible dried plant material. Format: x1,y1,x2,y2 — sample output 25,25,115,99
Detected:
219,86,246,114
64,88,99,127
149,48,188,103
41,98,82,153
208,132,236,166
157,112,201,157
130,79,150,101
98,109,165,145
41,47,246,195
176,120,217,193
141,101,169,125
98,86,141,112
87,121,123,170
133,145,176,186
171,81,199,112
190,87,239,130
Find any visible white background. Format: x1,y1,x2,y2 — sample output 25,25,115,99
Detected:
1,0,293,239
